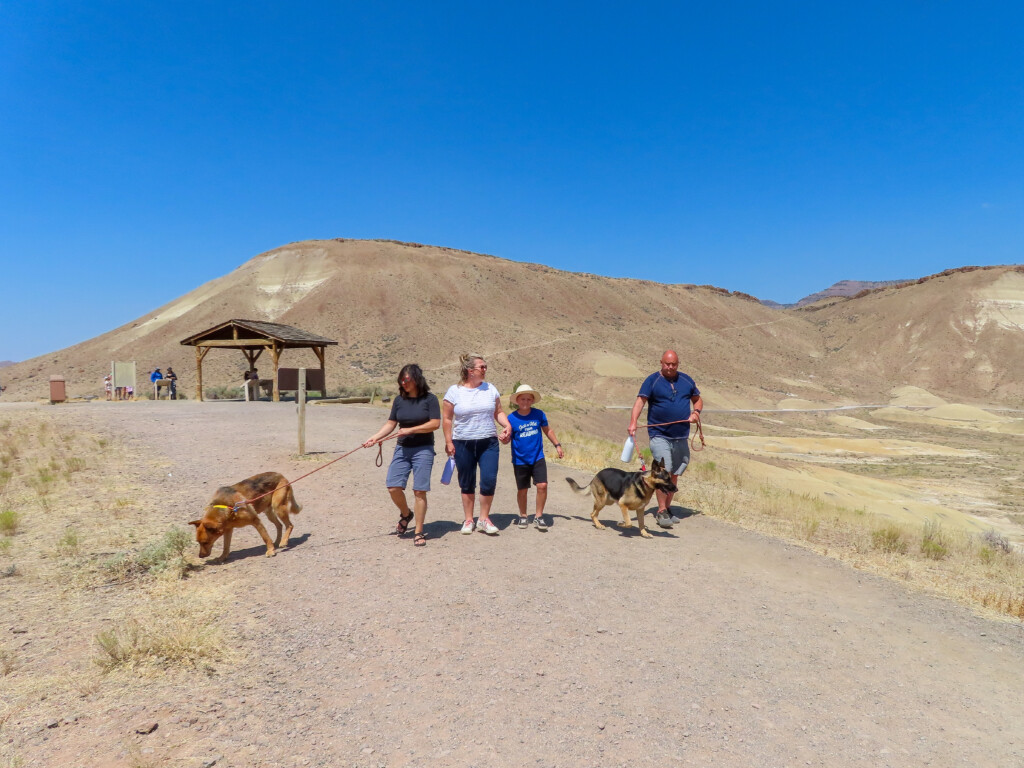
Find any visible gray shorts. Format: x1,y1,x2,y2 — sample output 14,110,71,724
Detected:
385,444,436,492
648,436,690,476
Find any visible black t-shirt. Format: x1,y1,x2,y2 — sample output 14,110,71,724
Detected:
388,392,441,447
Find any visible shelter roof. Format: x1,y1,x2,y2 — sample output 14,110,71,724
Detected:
179,319,338,349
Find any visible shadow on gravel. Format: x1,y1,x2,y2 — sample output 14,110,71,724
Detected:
488,512,574,531
670,505,701,520
207,532,312,563
422,520,464,539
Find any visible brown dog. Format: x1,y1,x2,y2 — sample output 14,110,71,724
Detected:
565,458,678,538
190,472,302,562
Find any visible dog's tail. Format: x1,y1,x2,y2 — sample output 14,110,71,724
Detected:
565,477,593,495
275,480,302,514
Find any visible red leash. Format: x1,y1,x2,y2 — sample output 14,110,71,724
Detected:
235,433,400,509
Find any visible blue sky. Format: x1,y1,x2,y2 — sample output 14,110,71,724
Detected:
2,2,1022,361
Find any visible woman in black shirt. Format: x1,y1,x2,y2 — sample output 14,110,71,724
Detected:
362,364,441,546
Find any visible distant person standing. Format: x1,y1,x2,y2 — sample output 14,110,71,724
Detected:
245,368,261,400
627,350,703,528
104,374,112,401
150,368,163,400
165,366,178,399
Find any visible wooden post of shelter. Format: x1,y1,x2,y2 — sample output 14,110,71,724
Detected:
270,341,281,402
195,346,211,401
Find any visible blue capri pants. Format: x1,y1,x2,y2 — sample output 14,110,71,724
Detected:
453,436,499,496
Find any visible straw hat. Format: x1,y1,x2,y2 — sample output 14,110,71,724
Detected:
510,384,542,407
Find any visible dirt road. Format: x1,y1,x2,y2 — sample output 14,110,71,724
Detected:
8,401,1024,767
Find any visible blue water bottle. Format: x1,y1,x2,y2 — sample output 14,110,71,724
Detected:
441,456,456,485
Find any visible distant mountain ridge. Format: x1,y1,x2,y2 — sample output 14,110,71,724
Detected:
763,279,910,309
0,361,15,368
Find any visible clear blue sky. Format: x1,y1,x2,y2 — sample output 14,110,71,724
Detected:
2,2,1022,361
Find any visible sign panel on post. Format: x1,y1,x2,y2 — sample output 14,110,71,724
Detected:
278,368,325,393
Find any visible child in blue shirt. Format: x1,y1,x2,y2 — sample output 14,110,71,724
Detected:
504,385,564,530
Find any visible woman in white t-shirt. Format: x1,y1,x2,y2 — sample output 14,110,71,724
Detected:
442,353,512,535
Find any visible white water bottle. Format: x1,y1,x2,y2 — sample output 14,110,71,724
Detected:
441,456,456,485
620,436,636,463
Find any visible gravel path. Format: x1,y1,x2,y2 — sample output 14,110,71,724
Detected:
13,401,1024,767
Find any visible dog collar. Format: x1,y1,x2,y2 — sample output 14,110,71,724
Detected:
210,504,232,510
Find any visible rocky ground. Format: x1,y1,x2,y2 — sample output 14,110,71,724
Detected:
3,400,1024,767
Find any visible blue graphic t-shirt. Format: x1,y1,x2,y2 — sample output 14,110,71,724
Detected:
508,408,548,465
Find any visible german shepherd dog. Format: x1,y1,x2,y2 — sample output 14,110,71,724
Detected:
190,472,302,562
565,458,678,538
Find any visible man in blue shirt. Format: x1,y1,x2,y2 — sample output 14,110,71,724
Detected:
628,350,703,529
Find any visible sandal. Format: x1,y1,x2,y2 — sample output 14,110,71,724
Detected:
414,532,427,547
395,513,413,535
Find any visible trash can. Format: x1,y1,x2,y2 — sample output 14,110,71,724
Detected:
49,375,66,404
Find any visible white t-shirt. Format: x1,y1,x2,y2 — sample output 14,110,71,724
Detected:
444,382,501,440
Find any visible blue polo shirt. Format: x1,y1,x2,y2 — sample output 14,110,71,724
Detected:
638,372,699,439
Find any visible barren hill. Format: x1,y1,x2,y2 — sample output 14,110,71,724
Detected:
3,239,1023,407
804,266,1024,405
1,240,824,407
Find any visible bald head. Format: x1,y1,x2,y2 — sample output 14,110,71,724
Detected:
660,350,679,379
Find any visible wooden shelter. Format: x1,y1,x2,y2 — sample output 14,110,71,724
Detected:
180,319,337,402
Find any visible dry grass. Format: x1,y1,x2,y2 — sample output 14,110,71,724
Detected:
558,430,1024,621
95,581,234,674
0,409,240,756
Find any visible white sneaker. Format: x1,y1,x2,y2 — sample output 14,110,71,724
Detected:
461,519,475,535
476,518,499,535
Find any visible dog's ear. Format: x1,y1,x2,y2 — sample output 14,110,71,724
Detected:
189,520,201,528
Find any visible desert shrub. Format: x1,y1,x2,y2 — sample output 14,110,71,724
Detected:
136,527,191,575
100,553,145,583
920,519,949,560
871,524,908,554
0,510,20,536
63,456,87,476
56,528,82,557
800,516,821,541
204,385,244,400
330,384,381,398
100,527,192,582
0,537,11,555
981,529,1012,554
